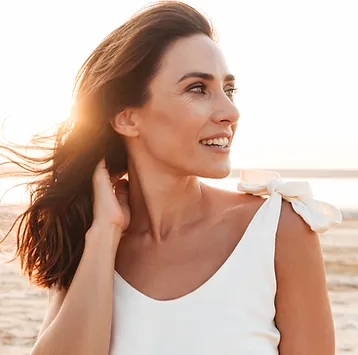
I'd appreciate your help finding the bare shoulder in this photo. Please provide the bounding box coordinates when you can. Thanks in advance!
[275,199,323,292]
[275,199,319,268]
[274,200,335,354]
[201,182,267,224]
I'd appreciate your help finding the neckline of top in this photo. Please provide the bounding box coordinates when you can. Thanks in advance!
[113,195,272,304]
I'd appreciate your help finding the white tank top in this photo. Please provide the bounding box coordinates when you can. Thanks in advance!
[109,170,342,355]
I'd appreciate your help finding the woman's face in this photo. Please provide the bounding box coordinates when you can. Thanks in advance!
[131,34,239,179]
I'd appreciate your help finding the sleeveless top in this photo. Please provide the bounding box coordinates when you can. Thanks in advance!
[109,170,342,355]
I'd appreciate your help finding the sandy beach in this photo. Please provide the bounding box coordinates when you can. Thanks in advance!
[0,205,357,355]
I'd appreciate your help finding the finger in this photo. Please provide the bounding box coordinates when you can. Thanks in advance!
[93,159,107,182]
[95,159,106,171]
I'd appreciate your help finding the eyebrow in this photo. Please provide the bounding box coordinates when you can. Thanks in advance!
[176,72,235,84]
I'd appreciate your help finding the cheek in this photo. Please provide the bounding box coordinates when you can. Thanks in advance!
[143,99,209,153]
[179,95,212,122]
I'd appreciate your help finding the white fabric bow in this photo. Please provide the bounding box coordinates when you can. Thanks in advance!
[237,169,342,233]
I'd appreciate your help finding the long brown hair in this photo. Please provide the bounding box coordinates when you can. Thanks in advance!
[0,1,214,290]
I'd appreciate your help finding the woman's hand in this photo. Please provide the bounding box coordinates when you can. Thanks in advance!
[89,159,130,242]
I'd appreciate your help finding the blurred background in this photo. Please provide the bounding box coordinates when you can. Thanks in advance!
[0,1,357,354]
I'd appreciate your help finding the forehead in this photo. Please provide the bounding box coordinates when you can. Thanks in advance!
[157,34,231,82]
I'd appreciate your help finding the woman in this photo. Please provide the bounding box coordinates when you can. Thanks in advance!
[0,1,342,354]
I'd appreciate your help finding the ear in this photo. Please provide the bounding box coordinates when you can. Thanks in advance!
[110,108,140,137]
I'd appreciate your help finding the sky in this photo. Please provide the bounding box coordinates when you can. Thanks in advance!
[0,0,357,170]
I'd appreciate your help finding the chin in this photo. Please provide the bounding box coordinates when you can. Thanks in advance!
[197,166,231,179]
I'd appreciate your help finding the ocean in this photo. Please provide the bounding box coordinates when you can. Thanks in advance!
[202,177,358,212]
[1,176,358,218]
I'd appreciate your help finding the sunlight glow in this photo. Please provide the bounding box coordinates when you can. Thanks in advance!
[1,0,357,169]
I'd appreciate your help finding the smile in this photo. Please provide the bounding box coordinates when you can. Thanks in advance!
[199,137,229,148]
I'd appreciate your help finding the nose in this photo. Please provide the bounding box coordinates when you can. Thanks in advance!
[211,94,240,125]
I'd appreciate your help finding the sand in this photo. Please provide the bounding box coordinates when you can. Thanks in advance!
[0,205,357,355]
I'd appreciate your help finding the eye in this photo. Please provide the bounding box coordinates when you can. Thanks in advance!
[225,87,238,99]
[188,83,207,95]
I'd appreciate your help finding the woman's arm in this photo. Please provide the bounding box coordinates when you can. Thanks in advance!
[36,286,66,340]
[31,228,120,355]
[32,160,129,355]
[275,200,335,355]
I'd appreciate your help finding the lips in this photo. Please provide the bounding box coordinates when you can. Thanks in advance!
[200,131,232,141]
[199,130,232,149]
[199,137,229,147]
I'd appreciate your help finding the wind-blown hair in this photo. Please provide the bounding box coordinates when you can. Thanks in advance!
[0,1,214,290]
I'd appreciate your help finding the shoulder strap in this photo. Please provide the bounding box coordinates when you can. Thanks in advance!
[237,169,342,233]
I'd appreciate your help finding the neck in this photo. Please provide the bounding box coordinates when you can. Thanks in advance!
[125,159,206,243]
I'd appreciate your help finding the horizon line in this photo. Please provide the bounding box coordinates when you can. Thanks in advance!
[229,168,358,178]
[1,166,358,179]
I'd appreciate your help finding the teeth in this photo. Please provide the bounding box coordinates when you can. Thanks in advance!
[200,137,229,147]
